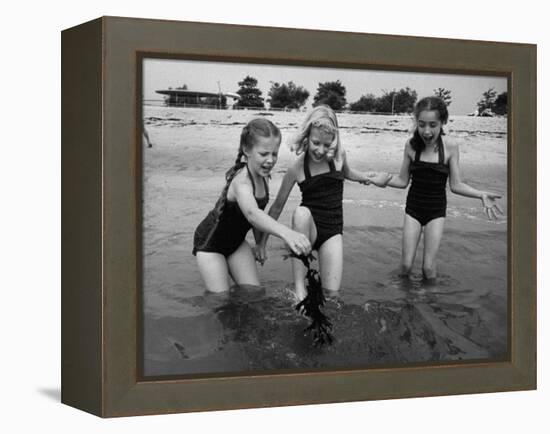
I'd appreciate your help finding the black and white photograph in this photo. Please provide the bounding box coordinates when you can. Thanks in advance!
[4,0,545,430]
[141,57,508,378]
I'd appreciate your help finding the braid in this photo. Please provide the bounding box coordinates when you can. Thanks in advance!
[224,124,250,181]
[225,146,246,181]
[215,144,246,218]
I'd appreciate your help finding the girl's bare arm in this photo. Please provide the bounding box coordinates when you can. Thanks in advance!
[258,164,299,248]
[447,141,503,219]
[448,142,484,198]
[387,141,412,189]
[232,173,310,255]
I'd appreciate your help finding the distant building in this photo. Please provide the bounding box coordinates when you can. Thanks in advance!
[155,89,240,109]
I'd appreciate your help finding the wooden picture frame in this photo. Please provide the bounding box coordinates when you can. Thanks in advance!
[61,16,536,417]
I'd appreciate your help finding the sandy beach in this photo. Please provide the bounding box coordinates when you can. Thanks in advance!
[142,106,507,377]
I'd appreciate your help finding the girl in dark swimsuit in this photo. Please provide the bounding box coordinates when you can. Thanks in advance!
[258,106,390,300]
[387,96,503,281]
[193,118,311,292]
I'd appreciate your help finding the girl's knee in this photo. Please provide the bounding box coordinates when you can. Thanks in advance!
[293,206,311,221]
[292,206,312,228]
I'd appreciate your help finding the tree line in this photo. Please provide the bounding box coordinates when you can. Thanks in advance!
[233,76,507,115]
[167,77,507,115]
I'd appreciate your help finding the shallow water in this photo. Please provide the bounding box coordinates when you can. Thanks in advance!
[142,106,507,378]
[144,264,507,377]
[143,226,507,377]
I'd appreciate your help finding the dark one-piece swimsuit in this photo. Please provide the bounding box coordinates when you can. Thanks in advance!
[192,166,269,257]
[405,137,450,226]
[298,152,345,251]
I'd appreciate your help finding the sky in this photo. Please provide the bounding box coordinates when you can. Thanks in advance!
[143,58,507,115]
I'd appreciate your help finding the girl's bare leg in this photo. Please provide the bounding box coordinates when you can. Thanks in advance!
[196,251,231,292]
[318,234,343,291]
[291,206,317,300]
[401,213,423,276]
[422,217,445,281]
[227,241,261,286]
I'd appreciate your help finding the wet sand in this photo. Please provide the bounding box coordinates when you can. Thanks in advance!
[142,106,507,377]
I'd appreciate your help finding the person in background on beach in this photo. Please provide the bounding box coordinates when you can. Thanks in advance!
[143,126,153,148]
[258,105,390,300]
[386,96,503,281]
[192,118,311,293]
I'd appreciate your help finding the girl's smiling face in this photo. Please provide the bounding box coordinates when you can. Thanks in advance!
[417,110,444,147]
[307,126,335,162]
[244,135,281,178]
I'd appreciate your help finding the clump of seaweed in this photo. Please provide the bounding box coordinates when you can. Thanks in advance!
[283,252,334,346]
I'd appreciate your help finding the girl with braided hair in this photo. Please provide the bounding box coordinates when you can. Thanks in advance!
[192,118,311,292]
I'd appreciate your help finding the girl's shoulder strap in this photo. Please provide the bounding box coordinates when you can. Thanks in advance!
[242,164,269,198]
[303,150,312,179]
[244,164,257,196]
[414,147,421,162]
[409,133,422,162]
[263,176,269,197]
[438,136,445,164]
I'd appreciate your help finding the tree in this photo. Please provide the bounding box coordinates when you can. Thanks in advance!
[376,88,417,114]
[313,80,347,111]
[477,87,498,114]
[374,90,394,113]
[267,81,310,109]
[349,94,377,112]
[234,76,265,109]
[493,92,507,115]
[434,87,452,106]
[395,87,418,113]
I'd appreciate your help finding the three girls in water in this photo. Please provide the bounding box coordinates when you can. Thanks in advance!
[194,98,502,294]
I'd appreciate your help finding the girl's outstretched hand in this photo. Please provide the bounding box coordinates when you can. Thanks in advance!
[481,192,504,220]
[253,244,267,266]
[283,230,311,256]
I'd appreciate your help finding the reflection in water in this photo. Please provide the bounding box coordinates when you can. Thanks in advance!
[144,273,507,377]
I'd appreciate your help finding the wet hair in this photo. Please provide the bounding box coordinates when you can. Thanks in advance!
[410,96,449,152]
[207,118,281,220]
[289,105,343,161]
[225,118,281,181]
